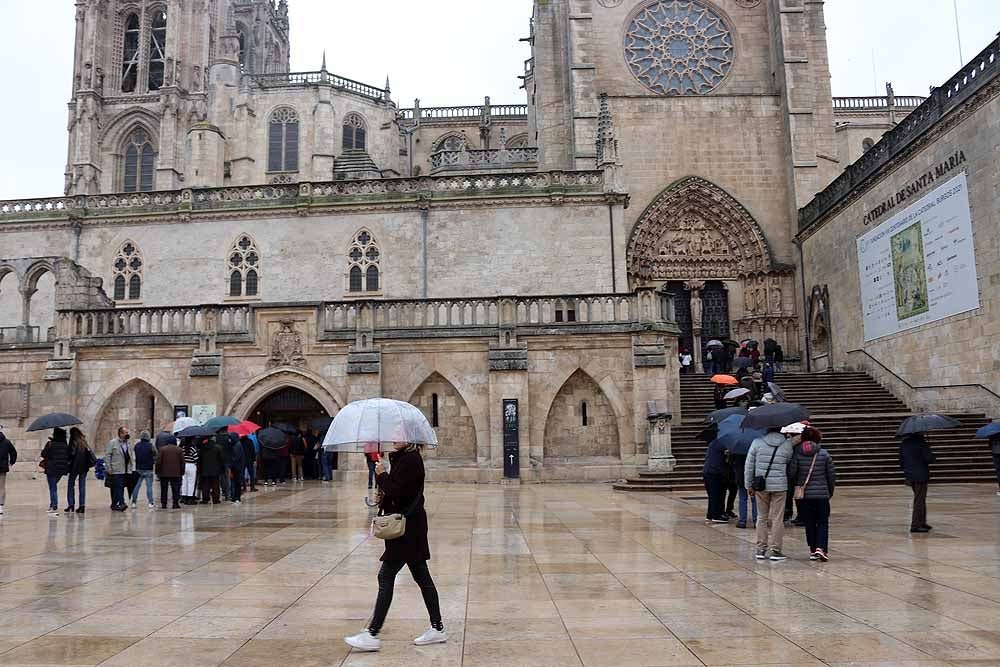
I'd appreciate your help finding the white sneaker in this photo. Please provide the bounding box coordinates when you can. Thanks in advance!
[996,491,1000,497]
[148,503,155,509]
[345,630,381,652]
[0,505,4,514]
[233,500,241,504]
[130,502,136,509]
[413,627,448,646]
[47,509,59,516]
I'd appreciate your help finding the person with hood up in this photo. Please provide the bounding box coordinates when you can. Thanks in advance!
[227,433,244,504]
[66,427,95,514]
[0,428,16,515]
[154,433,184,509]
[788,426,836,561]
[900,433,936,533]
[745,427,794,561]
[41,428,72,516]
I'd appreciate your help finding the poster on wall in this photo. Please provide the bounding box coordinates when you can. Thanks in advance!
[857,173,979,342]
[191,404,217,425]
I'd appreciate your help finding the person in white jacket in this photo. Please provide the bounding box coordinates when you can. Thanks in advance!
[745,429,795,561]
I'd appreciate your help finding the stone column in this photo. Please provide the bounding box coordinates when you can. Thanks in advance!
[687,281,705,373]
[647,412,675,472]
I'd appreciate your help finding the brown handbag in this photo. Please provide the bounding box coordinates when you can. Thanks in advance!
[794,453,818,500]
[371,491,423,541]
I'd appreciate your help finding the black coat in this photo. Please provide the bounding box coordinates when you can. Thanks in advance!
[376,448,429,563]
[41,436,72,476]
[68,443,95,475]
[0,434,17,473]
[900,434,936,483]
[198,441,224,477]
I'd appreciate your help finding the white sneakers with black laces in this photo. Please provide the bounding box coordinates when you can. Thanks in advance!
[344,630,381,652]
[414,627,448,646]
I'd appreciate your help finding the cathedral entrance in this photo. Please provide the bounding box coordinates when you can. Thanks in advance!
[663,280,730,365]
[249,387,333,479]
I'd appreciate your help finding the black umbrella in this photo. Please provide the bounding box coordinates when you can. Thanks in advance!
[176,425,218,438]
[706,406,748,424]
[897,413,962,437]
[734,357,753,369]
[742,403,810,430]
[767,382,786,402]
[272,422,300,435]
[26,413,83,432]
[309,416,333,432]
[696,423,719,443]
[257,427,288,450]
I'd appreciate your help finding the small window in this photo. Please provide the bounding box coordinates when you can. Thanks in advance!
[581,401,589,427]
[431,393,440,427]
[347,229,381,293]
[343,114,367,152]
[349,266,363,292]
[229,270,242,297]
[365,265,379,292]
[245,269,258,296]
[114,275,126,301]
[147,9,168,91]
[121,13,140,93]
[228,235,261,298]
[128,274,141,300]
[555,310,564,323]
[567,309,577,322]
[112,240,143,301]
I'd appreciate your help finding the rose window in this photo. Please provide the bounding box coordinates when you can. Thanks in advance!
[624,0,734,96]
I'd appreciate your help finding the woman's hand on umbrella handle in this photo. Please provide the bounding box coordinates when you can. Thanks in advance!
[375,460,386,475]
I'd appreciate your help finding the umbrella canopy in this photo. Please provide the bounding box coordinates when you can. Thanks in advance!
[272,422,300,435]
[26,413,83,432]
[710,374,738,386]
[322,398,438,453]
[309,416,334,432]
[155,432,177,448]
[734,357,753,369]
[257,427,288,450]
[228,420,261,437]
[767,382,786,402]
[203,415,241,430]
[724,388,750,401]
[172,417,199,434]
[975,422,1000,439]
[706,406,748,424]
[742,403,810,431]
[176,425,218,438]
[706,339,724,348]
[716,414,765,456]
[897,413,962,437]
[696,423,719,443]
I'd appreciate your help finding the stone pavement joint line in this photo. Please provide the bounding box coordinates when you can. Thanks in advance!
[1,479,1000,666]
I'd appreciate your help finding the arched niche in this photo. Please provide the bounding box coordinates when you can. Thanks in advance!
[94,379,174,447]
[543,369,620,460]
[408,372,477,460]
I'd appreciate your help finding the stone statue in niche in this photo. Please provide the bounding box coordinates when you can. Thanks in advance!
[770,278,783,314]
[267,319,306,368]
[690,292,703,328]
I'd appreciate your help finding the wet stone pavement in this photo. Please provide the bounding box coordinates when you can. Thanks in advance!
[1,478,1000,666]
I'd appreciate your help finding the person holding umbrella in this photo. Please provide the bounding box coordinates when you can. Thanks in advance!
[227,433,244,504]
[702,431,730,523]
[41,428,72,516]
[716,414,762,529]
[975,422,1000,495]
[0,426,16,515]
[898,414,957,533]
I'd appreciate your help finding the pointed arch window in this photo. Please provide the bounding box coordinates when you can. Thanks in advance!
[121,13,141,93]
[112,241,143,302]
[433,134,466,153]
[348,229,381,293]
[343,114,367,152]
[267,107,299,173]
[123,128,155,193]
[147,9,168,91]
[228,235,261,298]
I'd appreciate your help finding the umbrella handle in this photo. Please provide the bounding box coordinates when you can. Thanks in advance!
[364,495,378,508]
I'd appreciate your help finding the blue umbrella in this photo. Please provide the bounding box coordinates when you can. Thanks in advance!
[715,414,764,456]
[975,422,1000,439]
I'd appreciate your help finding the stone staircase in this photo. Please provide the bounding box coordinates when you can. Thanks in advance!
[614,371,995,491]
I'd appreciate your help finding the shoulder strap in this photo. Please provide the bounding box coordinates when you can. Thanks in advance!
[762,443,780,478]
[802,452,819,487]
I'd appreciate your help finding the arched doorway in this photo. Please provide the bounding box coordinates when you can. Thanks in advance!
[249,386,333,480]
[95,379,173,447]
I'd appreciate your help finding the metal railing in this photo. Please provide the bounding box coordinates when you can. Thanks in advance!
[832,95,925,110]
[245,71,388,100]
[800,35,998,233]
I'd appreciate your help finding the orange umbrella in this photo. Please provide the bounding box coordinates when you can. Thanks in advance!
[710,374,739,386]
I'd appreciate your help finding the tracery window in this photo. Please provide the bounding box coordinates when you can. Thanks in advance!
[123,128,155,193]
[112,241,143,301]
[343,113,367,152]
[228,235,260,298]
[433,134,465,153]
[147,9,168,91]
[267,107,299,172]
[348,229,380,293]
[121,13,141,93]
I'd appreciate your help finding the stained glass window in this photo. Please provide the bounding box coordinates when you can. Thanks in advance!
[348,229,381,293]
[267,107,299,172]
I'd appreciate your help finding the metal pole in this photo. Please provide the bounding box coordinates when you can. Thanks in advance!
[953,0,964,65]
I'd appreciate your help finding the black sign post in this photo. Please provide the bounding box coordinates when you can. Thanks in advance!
[502,399,519,479]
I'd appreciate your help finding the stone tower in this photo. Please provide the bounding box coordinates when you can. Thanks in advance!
[64,0,290,195]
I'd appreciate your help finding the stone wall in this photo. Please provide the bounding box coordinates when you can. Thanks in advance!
[409,372,478,460]
[543,369,619,459]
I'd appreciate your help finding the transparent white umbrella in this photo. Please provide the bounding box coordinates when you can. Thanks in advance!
[322,398,438,453]
[171,416,200,434]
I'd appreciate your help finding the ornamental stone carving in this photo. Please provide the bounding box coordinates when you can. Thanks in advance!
[266,319,306,368]
[734,0,760,7]
[628,177,772,282]
[597,0,625,6]
[624,0,735,96]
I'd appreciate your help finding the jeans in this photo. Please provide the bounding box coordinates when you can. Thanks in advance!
[910,481,928,529]
[220,470,230,499]
[131,470,154,505]
[738,486,757,524]
[367,458,377,488]
[67,472,87,508]
[703,473,727,520]
[46,473,63,510]
[321,452,335,481]
[368,559,442,636]
[181,463,198,497]
[245,460,257,488]
[160,477,182,507]
[109,474,126,508]
[229,467,242,502]
[754,490,787,552]
[798,498,830,552]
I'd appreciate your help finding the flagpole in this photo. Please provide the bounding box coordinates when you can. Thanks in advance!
[952,0,964,65]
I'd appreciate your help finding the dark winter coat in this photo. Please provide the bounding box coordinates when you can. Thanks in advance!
[155,434,185,478]
[241,437,256,467]
[703,438,728,477]
[198,441,224,477]
[900,434,936,483]
[376,447,430,563]
[133,438,157,471]
[228,434,244,469]
[0,433,17,473]
[788,441,836,499]
[41,434,72,476]
[990,435,1000,456]
[68,442,95,475]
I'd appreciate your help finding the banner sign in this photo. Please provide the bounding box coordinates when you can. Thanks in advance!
[857,173,979,342]
[502,399,519,478]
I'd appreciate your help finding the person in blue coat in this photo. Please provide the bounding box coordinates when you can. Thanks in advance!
[900,433,936,533]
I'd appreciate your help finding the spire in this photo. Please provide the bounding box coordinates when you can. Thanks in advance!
[321,51,327,72]
[597,92,625,194]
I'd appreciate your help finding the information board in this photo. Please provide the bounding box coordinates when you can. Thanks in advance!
[857,173,979,342]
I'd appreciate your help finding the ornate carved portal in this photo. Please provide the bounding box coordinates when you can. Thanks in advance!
[629,177,799,360]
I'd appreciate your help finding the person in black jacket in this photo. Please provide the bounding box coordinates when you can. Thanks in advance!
[41,428,72,516]
[198,437,224,504]
[345,444,445,653]
[900,433,936,533]
[0,429,17,515]
[227,433,244,504]
[703,436,730,523]
[66,427,94,514]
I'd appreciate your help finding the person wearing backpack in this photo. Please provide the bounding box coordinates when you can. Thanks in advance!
[0,428,17,515]
[788,426,836,561]
[744,428,794,561]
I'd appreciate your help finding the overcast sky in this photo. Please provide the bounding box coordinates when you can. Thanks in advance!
[0,0,996,199]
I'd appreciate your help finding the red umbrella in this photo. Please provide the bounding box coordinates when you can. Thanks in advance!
[228,420,261,437]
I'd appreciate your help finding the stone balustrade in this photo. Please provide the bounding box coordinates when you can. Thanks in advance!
[60,304,253,342]
[832,95,926,110]
[244,70,389,101]
[430,147,539,173]
[397,104,528,122]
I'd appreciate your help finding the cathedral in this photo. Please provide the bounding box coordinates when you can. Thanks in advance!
[4,0,994,482]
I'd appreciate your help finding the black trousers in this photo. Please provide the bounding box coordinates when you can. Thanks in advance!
[910,481,928,529]
[724,478,738,514]
[159,477,181,507]
[703,473,727,520]
[229,467,242,502]
[797,498,830,552]
[200,476,220,503]
[368,559,442,636]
